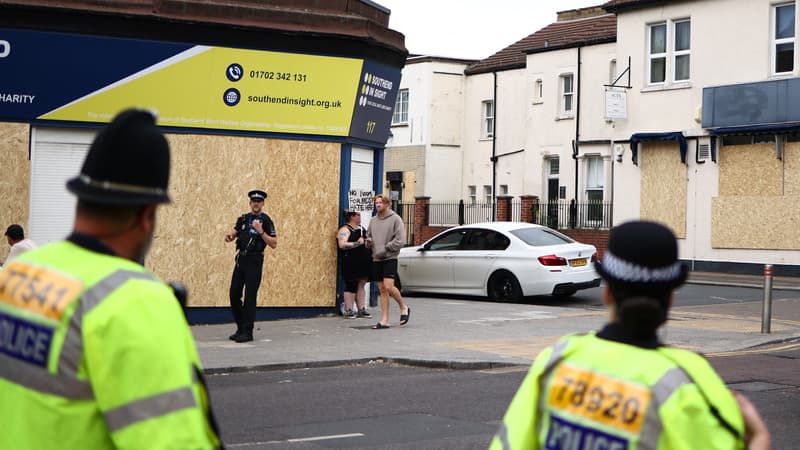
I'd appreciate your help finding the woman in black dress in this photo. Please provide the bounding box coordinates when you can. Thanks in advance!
[337,211,373,318]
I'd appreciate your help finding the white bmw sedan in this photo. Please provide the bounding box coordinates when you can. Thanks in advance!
[397,222,600,300]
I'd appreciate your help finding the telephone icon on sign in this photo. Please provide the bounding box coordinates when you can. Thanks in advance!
[226,63,243,82]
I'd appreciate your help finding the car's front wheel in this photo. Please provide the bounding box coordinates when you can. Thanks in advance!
[487,271,523,300]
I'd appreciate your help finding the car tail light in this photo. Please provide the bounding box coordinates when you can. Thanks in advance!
[591,252,598,262]
[538,254,567,266]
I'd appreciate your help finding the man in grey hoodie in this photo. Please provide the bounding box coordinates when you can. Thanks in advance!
[366,194,410,329]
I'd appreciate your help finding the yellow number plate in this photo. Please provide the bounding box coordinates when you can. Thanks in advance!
[0,261,84,321]
[547,363,652,434]
[569,258,588,267]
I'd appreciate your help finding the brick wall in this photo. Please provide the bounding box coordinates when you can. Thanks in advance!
[560,229,609,258]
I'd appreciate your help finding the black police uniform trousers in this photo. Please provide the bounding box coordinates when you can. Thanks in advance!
[229,252,264,336]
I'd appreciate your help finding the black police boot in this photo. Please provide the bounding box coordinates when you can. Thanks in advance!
[233,332,253,343]
[229,323,242,340]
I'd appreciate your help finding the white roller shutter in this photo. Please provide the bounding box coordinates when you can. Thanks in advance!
[29,128,96,245]
[350,146,373,191]
[350,146,374,229]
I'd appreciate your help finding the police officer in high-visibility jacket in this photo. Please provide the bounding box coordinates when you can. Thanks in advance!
[490,221,770,450]
[0,109,222,449]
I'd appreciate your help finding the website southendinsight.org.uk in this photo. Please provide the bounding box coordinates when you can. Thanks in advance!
[247,94,343,109]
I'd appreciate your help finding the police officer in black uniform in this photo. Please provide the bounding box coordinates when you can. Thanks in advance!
[224,189,277,343]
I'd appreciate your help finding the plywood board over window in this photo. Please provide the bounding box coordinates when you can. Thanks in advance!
[712,196,800,250]
[712,142,800,250]
[784,142,800,195]
[718,144,782,196]
[0,123,31,232]
[149,135,340,308]
[640,142,687,238]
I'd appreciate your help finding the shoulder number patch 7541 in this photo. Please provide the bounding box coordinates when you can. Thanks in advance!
[0,261,84,322]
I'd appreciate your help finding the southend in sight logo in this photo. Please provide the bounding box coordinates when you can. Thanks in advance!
[223,63,243,106]
[358,72,371,107]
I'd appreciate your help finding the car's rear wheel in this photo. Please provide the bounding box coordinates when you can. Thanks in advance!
[487,271,523,300]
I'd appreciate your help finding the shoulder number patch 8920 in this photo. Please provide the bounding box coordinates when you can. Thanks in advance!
[547,363,652,435]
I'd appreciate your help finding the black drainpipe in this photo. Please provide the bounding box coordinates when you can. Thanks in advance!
[572,46,582,201]
[492,71,498,219]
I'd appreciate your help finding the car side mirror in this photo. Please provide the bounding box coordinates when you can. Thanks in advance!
[418,244,429,252]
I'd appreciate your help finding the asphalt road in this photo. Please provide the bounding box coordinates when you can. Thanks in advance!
[207,285,800,449]
[207,344,799,449]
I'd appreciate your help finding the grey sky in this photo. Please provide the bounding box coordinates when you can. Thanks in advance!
[376,0,606,60]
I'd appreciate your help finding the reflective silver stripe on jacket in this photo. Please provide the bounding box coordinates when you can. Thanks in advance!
[104,386,198,432]
[494,422,511,450]
[58,270,157,377]
[0,352,93,399]
[636,367,693,450]
[535,339,570,433]
[493,340,571,450]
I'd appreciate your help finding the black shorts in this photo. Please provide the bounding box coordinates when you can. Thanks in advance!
[372,259,398,281]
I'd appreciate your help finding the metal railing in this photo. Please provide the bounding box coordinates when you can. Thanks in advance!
[414,200,612,229]
[530,200,613,230]
[393,200,415,245]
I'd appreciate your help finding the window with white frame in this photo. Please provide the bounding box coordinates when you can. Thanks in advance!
[483,185,492,204]
[585,156,604,222]
[392,89,408,124]
[648,22,667,83]
[560,74,574,115]
[499,184,508,196]
[586,156,604,199]
[774,3,796,74]
[673,19,691,81]
[533,79,543,103]
[648,19,692,84]
[482,100,494,138]
[549,157,560,176]
[468,185,476,204]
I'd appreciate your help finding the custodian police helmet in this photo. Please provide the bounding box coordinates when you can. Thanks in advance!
[66,109,171,205]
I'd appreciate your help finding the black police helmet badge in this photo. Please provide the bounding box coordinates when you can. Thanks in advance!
[248,190,267,201]
[66,109,171,205]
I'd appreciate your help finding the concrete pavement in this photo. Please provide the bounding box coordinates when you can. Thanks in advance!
[193,272,800,374]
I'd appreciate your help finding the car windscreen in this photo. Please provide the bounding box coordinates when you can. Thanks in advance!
[510,227,575,246]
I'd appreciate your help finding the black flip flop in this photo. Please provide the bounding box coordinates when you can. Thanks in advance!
[372,322,390,329]
[400,307,410,326]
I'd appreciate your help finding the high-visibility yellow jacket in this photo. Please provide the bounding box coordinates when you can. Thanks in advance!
[0,240,221,449]
[490,332,745,450]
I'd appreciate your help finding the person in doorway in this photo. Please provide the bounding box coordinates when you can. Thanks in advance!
[0,109,222,449]
[366,193,409,329]
[3,223,37,265]
[337,210,372,319]
[224,189,277,343]
[490,220,770,450]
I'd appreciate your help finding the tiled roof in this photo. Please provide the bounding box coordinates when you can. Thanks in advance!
[0,0,407,54]
[465,13,616,75]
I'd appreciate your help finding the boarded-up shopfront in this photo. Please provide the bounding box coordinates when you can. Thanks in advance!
[0,0,406,322]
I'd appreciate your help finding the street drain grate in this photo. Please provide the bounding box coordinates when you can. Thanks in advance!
[727,381,792,392]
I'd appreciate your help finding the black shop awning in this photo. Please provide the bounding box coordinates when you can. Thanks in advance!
[629,132,687,165]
